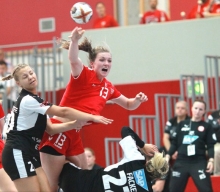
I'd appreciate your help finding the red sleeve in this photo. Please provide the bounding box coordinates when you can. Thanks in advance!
[109,85,121,100]
[140,13,146,24]
[164,12,170,21]
[111,17,119,27]
[0,105,4,119]
[188,6,198,19]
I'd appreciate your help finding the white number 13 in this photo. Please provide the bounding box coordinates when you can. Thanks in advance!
[100,87,109,99]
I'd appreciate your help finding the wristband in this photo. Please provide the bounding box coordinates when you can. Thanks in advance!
[208,161,214,163]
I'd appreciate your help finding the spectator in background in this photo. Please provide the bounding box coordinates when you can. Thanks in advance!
[207,110,220,175]
[152,101,190,192]
[188,0,211,19]
[204,0,220,16]
[0,49,13,73]
[93,2,119,29]
[211,0,220,13]
[84,147,102,170]
[140,0,169,24]
[166,100,215,192]
[0,60,17,111]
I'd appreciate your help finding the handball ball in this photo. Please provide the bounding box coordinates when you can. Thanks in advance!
[70,2,93,24]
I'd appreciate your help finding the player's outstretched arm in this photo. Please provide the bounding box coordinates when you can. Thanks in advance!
[113,92,148,110]
[121,126,158,156]
[46,119,82,135]
[68,27,84,77]
[46,105,113,125]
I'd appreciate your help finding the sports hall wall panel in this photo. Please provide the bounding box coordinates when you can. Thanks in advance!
[0,0,113,45]
[62,17,220,85]
[1,0,205,45]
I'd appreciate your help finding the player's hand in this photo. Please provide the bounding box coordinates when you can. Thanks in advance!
[92,115,113,125]
[68,27,85,41]
[206,161,214,173]
[172,151,178,160]
[142,144,158,156]
[135,92,148,103]
[165,154,170,163]
[71,120,88,130]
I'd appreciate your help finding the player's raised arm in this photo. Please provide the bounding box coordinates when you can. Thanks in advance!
[68,27,84,77]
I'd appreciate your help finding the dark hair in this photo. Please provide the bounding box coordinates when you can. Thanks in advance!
[193,99,206,110]
[0,60,7,66]
[96,2,105,7]
[57,37,110,63]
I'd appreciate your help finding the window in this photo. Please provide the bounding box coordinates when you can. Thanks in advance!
[39,17,55,33]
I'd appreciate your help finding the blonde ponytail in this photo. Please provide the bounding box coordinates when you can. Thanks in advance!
[57,36,110,63]
[1,74,14,81]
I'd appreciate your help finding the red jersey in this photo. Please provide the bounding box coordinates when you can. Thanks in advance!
[0,105,5,169]
[211,3,220,13]
[188,1,210,19]
[93,15,119,29]
[59,66,121,115]
[140,10,169,24]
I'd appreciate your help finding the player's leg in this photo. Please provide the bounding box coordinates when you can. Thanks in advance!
[190,160,213,192]
[67,152,87,169]
[0,168,17,192]
[2,147,46,192]
[13,176,41,192]
[39,119,72,192]
[35,167,52,192]
[169,161,189,192]
[66,131,88,169]
[40,150,66,192]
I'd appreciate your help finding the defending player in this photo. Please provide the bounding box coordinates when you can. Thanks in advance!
[1,64,112,192]
[59,126,169,192]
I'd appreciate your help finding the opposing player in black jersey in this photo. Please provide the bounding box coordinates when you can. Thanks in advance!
[207,110,220,175]
[1,64,113,192]
[59,126,169,192]
[166,100,216,192]
[153,100,190,192]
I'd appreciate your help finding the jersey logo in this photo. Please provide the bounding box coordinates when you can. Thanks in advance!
[133,169,148,191]
[182,135,199,144]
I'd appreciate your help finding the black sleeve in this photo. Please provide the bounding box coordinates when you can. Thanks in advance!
[167,122,181,156]
[121,126,145,148]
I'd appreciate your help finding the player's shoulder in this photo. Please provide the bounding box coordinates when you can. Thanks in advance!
[210,110,220,119]
[167,116,177,125]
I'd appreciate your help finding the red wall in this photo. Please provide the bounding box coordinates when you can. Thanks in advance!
[0,0,114,45]
[56,80,180,167]
[1,0,200,45]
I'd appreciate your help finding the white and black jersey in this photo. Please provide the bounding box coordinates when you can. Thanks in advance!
[3,89,52,155]
[59,127,153,192]
[2,89,52,180]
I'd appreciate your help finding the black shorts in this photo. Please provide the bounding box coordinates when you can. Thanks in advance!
[2,145,41,181]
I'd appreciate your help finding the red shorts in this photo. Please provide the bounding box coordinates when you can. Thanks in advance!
[39,118,84,156]
[0,139,4,168]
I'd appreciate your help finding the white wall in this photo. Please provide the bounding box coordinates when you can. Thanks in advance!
[62,17,220,85]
